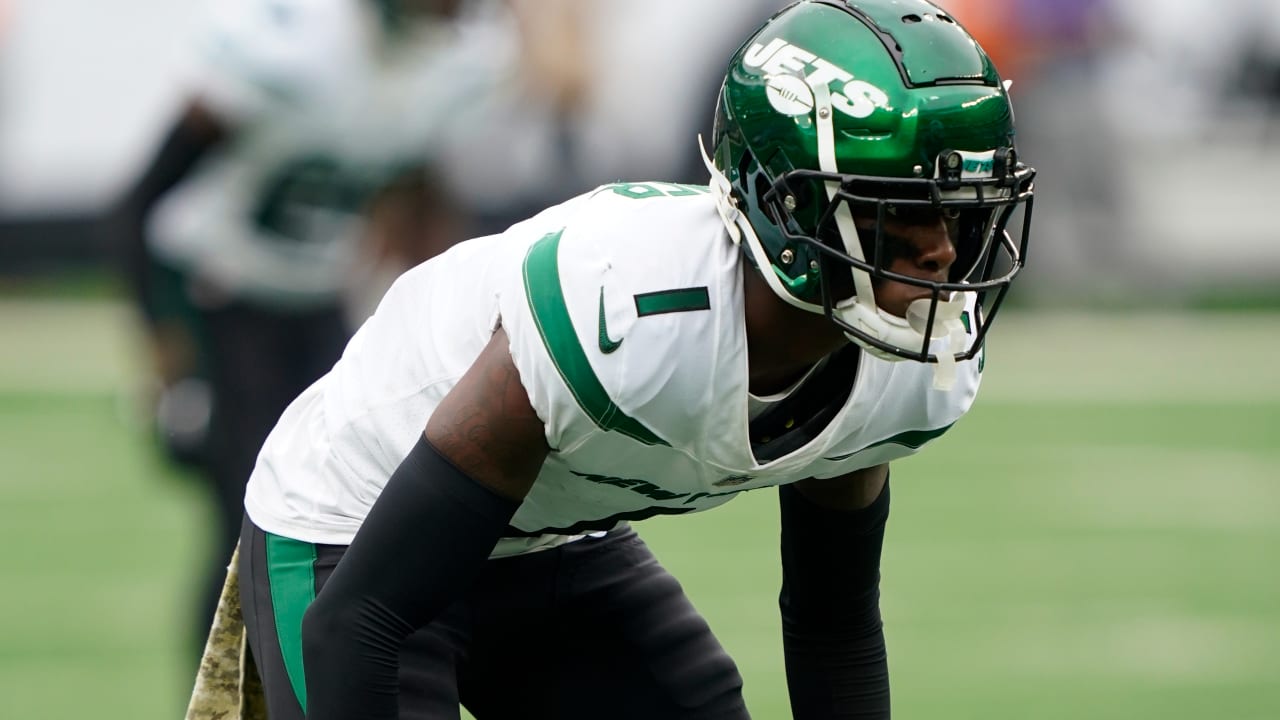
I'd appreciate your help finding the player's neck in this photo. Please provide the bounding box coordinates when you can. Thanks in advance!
[742,264,850,396]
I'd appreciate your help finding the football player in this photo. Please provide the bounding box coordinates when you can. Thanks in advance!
[230,1,1035,717]
[111,0,510,655]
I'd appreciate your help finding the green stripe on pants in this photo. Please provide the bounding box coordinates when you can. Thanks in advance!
[265,533,317,713]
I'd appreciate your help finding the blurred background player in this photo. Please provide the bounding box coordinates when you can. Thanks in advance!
[106,0,508,656]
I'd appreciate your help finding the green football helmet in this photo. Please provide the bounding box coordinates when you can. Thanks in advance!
[704,0,1035,381]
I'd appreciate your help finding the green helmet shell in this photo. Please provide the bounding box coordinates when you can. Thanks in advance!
[713,0,1020,303]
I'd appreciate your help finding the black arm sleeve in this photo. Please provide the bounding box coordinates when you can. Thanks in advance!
[301,435,520,720]
[113,105,226,324]
[779,479,891,720]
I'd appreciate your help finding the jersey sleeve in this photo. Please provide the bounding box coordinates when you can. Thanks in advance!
[188,0,374,122]
[495,196,617,455]
[497,188,730,456]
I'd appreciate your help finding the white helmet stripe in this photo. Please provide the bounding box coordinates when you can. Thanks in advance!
[810,82,877,310]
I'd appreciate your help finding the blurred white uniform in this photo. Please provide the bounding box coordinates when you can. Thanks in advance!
[245,185,983,556]
[148,0,513,309]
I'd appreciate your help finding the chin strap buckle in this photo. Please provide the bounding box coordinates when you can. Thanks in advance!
[905,294,970,391]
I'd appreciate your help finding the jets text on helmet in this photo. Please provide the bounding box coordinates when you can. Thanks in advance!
[743,38,888,119]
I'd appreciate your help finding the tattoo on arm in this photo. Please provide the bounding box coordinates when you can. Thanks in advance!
[426,328,549,500]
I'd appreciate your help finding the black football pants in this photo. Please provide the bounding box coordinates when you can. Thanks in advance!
[239,516,750,719]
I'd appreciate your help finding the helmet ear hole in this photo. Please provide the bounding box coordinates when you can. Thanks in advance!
[737,151,753,186]
[752,172,775,221]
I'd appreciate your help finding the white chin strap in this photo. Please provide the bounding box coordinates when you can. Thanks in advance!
[838,294,970,390]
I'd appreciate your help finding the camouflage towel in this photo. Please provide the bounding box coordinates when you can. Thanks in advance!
[184,543,268,720]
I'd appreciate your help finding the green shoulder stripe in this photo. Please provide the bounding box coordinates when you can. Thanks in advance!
[522,230,668,446]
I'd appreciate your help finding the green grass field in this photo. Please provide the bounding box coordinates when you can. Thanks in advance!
[2,300,1277,719]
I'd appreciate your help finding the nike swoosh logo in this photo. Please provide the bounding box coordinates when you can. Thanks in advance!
[598,287,623,354]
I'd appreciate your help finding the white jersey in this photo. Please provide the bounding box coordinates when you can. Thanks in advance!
[147,0,513,308]
[244,185,983,555]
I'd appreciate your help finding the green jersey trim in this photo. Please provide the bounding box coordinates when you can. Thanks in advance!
[264,532,317,712]
[865,423,953,451]
[824,423,955,461]
[522,230,668,447]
